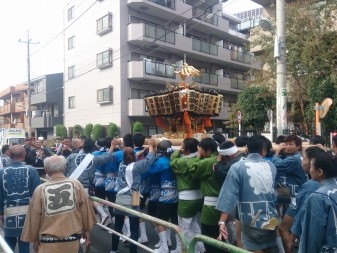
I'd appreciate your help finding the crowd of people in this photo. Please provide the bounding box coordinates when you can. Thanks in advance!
[0,132,336,253]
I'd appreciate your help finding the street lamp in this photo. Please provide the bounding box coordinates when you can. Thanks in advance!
[259,0,287,136]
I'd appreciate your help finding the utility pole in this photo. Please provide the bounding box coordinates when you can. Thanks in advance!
[276,0,287,135]
[19,30,39,138]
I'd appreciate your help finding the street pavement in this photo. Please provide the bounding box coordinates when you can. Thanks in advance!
[89,221,165,253]
[2,221,296,253]
[88,221,290,253]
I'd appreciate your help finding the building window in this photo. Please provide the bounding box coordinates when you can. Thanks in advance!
[97,87,112,103]
[68,96,75,109]
[131,89,148,99]
[68,6,74,21]
[33,80,44,94]
[68,65,75,79]
[96,49,112,69]
[53,105,59,117]
[68,36,75,50]
[96,13,112,35]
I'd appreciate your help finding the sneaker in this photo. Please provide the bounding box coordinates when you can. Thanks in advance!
[155,240,171,248]
[154,245,169,253]
[170,248,182,253]
[138,236,149,244]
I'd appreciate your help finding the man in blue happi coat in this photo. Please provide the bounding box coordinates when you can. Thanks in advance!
[298,152,337,253]
[216,135,278,253]
[0,145,40,253]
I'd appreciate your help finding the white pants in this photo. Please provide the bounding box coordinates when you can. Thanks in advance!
[178,214,205,253]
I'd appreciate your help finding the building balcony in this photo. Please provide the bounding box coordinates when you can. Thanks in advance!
[229,27,248,40]
[0,87,16,99]
[230,78,246,90]
[31,92,47,105]
[0,102,26,115]
[191,10,230,38]
[230,50,253,64]
[128,22,253,69]
[127,0,192,21]
[31,116,63,129]
[148,0,175,10]
[129,59,244,94]
[128,60,176,84]
[0,123,24,129]
[0,103,15,115]
[128,99,149,117]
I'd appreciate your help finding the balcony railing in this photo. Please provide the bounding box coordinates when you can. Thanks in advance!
[228,27,248,39]
[193,9,218,26]
[230,78,245,89]
[230,50,253,64]
[194,73,218,86]
[144,60,176,79]
[1,123,24,129]
[145,23,175,44]
[0,103,15,115]
[148,0,175,10]
[192,38,218,56]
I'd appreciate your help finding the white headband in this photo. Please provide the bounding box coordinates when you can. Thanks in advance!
[217,146,238,156]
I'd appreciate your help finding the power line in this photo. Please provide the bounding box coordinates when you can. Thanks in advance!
[23,1,230,100]
[107,0,221,66]
[31,0,98,56]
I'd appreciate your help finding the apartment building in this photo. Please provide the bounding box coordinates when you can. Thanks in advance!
[30,73,64,139]
[63,0,256,136]
[0,84,28,131]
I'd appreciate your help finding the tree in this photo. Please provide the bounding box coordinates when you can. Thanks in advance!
[107,123,119,138]
[93,124,104,141]
[250,0,337,134]
[84,124,93,138]
[308,77,337,134]
[55,124,67,139]
[227,103,241,129]
[132,121,144,134]
[73,124,83,138]
[237,86,275,131]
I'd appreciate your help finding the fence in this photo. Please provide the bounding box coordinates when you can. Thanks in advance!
[189,235,250,253]
[0,235,14,253]
[37,179,253,253]
[90,196,188,253]
[90,196,250,253]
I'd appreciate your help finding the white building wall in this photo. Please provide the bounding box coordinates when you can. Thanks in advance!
[64,0,129,133]
[63,0,254,136]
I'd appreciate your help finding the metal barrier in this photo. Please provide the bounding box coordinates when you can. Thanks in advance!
[89,196,188,253]
[39,178,249,253]
[0,234,14,253]
[188,235,250,253]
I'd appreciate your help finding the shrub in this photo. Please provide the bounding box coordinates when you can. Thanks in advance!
[107,123,119,138]
[55,124,67,139]
[84,124,93,138]
[73,124,83,138]
[132,121,144,134]
[93,124,104,141]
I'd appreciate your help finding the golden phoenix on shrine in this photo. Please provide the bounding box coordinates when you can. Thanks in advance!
[144,63,223,139]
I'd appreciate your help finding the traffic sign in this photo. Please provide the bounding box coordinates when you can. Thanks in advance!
[238,111,241,124]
